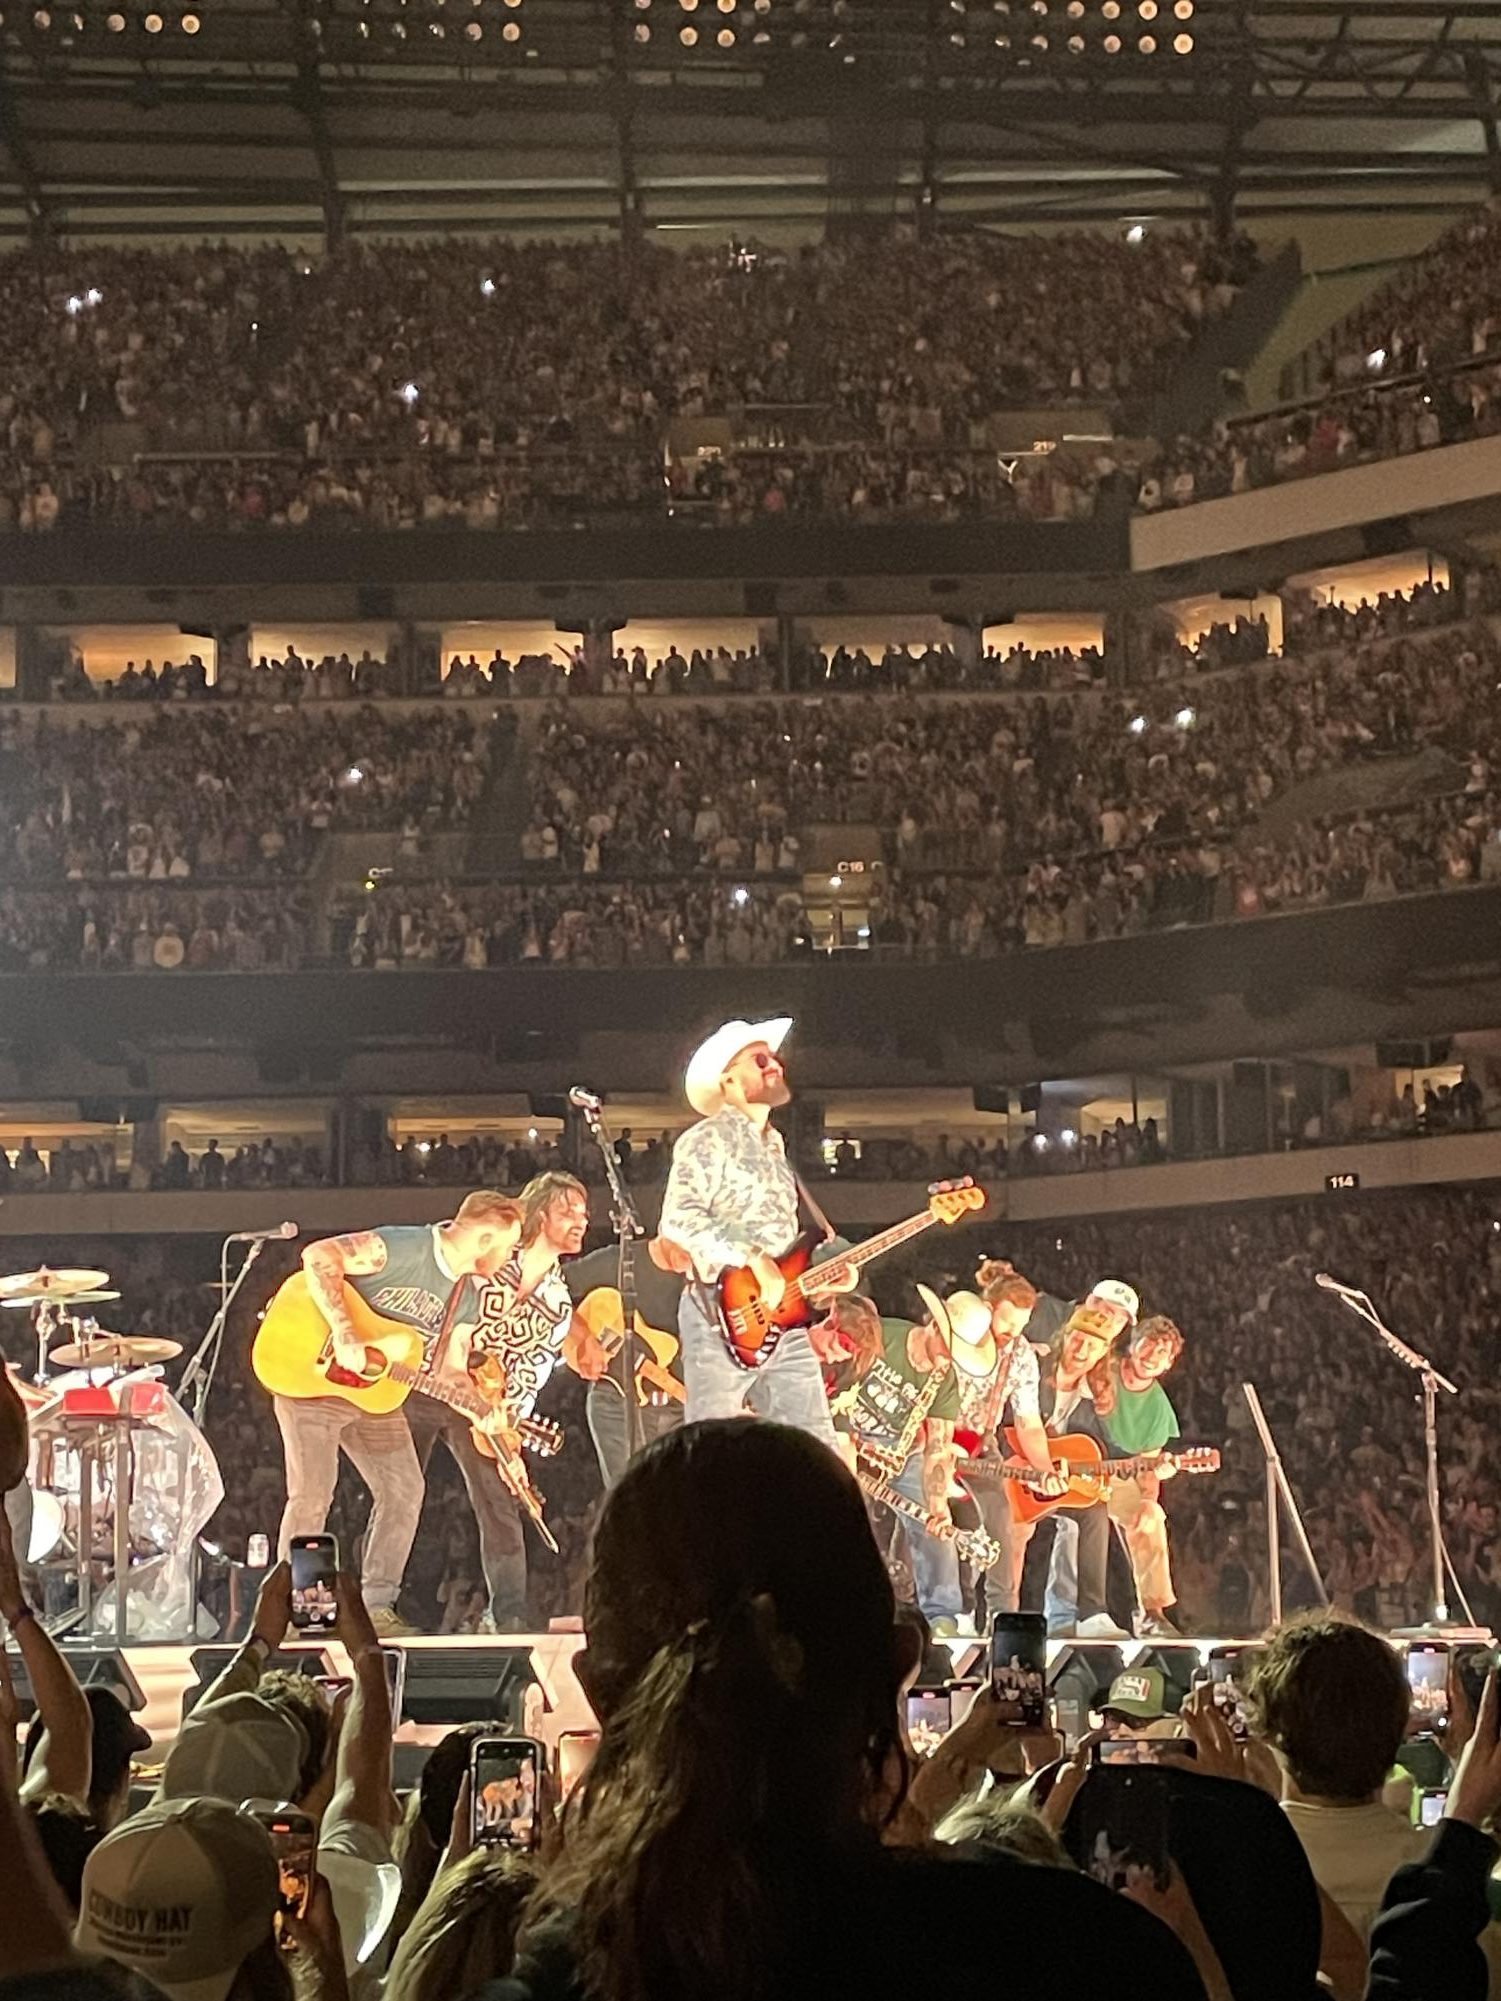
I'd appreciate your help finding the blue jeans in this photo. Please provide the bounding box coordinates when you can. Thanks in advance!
[890,1455,963,1622]
[679,1283,839,1450]
[586,1381,683,1489]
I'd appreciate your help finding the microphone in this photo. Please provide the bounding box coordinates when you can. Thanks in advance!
[567,1086,602,1112]
[226,1222,299,1244]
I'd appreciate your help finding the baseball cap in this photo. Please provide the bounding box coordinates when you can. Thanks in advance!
[1101,1666,1173,1722]
[75,1796,278,2001]
[160,1691,307,1806]
[1089,1278,1140,1323]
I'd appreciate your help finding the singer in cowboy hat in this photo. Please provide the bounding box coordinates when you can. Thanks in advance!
[661,1016,856,1444]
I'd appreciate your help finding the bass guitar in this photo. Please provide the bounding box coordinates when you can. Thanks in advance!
[717,1179,986,1370]
[251,1272,565,1463]
[856,1467,1001,1571]
[573,1277,684,1407]
[958,1427,1221,1526]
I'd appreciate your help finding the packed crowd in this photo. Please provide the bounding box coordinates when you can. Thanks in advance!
[1004,1183,1501,1636]
[2,1390,1501,2001]
[0,704,491,884]
[45,646,412,704]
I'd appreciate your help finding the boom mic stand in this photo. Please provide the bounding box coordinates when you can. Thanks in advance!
[1314,1272,1475,1632]
[570,1087,646,1459]
[178,1235,270,1432]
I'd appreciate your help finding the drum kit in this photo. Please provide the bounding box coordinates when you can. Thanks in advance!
[3,1264,184,1641]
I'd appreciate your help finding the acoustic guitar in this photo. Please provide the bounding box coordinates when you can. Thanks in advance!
[716,1179,986,1370]
[251,1271,564,1464]
[957,1425,1221,1526]
[573,1281,684,1406]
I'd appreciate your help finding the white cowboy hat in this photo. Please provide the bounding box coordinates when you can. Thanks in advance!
[683,1016,793,1117]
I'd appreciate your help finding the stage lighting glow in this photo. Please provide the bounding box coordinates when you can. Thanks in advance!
[399,380,420,404]
[1126,222,1145,242]
[501,17,519,34]
[716,23,733,40]
[1066,1,1083,14]
[679,0,698,9]
[1138,2,1157,19]
[1173,0,1192,14]
[1128,714,1147,735]
[1138,31,1155,48]
[1060,1128,1077,1147]
[1367,346,1387,371]
[1066,31,1082,47]
[1175,705,1196,728]
[105,8,124,24]
[181,10,199,29]
[143,9,162,27]
[732,886,749,906]
[829,875,842,889]
[633,18,649,33]
[680,20,696,38]
[32,7,50,25]
[1172,31,1191,49]
[717,0,734,11]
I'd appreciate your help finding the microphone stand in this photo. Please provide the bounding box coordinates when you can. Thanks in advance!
[1316,1275,1473,1631]
[177,1236,270,1431]
[572,1094,646,1461]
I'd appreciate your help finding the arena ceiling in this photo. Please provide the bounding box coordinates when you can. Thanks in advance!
[2,0,1501,245]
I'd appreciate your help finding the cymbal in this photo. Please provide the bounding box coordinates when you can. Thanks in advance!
[1,1288,122,1312]
[49,1335,182,1369]
[0,1267,110,1304]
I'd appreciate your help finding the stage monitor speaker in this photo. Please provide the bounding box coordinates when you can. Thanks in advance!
[1046,1640,1128,1709]
[400,1646,539,1728]
[11,1648,146,1725]
[181,1645,332,1726]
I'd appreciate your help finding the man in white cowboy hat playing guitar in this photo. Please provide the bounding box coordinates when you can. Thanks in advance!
[661,1015,857,1444]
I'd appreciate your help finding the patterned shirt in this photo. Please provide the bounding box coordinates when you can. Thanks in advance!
[467,1255,574,1418]
[955,1333,1042,1431]
[661,1106,800,1284]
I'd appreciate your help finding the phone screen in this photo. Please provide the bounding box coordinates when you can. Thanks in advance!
[557,1730,599,1803]
[1064,1766,1172,1893]
[289,1536,338,1631]
[1094,1736,1195,1766]
[1405,1643,1450,1735]
[241,1805,315,1930]
[1205,1644,1261,1741]
[906,1690,952,1755]
[247,1533,270,1570]
[1417,1787,1448,1828]
[380,1644,406,1722]
[990,1612,1047,1728]
[471,1737,543,1850]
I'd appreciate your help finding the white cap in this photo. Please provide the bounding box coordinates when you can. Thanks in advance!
[76,1796,279,2001]
[1089,1278,1140,1323]
[683,1016,793,1117]
[160,1690,308,1806]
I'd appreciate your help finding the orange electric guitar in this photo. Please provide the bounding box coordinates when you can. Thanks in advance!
[716,1179,986,1370]
[250,1271,564,1464]
[957,1426,1221,1525]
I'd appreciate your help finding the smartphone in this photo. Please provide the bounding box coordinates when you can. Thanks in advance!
[470,1735,544,1850]
[1093,1736,1196,1766]
[1205,1642,1262,1741]
[556,1729,599,1803]
[247,1533,270,1570]
[1063,1765,1172,1893]
[241,1803,315,1931]
[1415,1786,1448,1828]
[380,1644,406,1723]
[906,1690,953,1755]
[1053,1694,1085,1750]
[990,1611,1047,1728]
[1404,1641,1450,1736]
[946,1677,984,1729]
[314,1675,352,1700]
[289,1535,338,1632]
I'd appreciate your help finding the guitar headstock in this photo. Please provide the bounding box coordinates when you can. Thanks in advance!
[522,1416,564,1458]
[927,1176,986,1226]
[1175,1447,1221,1474]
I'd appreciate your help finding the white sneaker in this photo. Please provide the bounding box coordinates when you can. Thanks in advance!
[1076,1613,1131,1640]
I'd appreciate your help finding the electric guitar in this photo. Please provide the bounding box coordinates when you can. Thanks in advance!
[716,1179,986,1370]
[250,1272,565,1463]
[574,1275,685,1407]
[957,1426,1221,1526]
[856,1467,1001,1570]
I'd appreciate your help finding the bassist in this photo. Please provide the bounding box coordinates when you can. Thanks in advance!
[276,1188,525,1637]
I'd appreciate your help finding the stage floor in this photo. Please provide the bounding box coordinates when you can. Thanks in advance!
[53,1630,1277,1761]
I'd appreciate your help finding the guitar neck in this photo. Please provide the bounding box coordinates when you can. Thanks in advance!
[857,1470,934,1530]
[796,1209,939,1295]
[387,1360,487,1423]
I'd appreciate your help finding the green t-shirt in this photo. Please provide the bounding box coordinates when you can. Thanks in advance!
[1104,1372,1180,1456]
[841,1316,962,1448]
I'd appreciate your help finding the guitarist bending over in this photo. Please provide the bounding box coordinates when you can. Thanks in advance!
[278,1188,526,1637]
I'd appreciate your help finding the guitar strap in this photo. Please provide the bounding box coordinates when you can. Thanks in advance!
[418,1275,477,1382]
[794,1173,838,1245]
